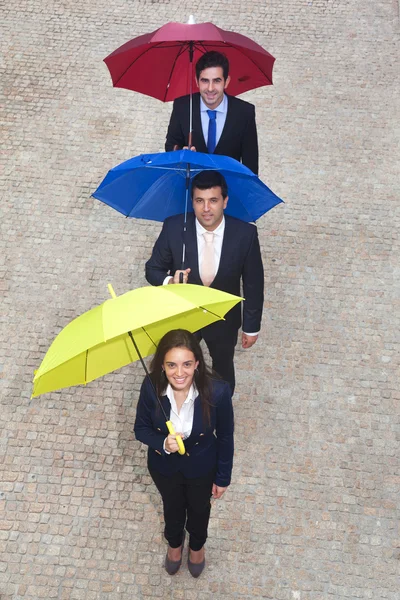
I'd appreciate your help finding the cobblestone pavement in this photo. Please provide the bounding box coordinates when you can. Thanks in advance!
[1,1,399,599]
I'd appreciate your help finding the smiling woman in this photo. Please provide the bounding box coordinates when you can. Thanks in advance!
[164,347,198,396]
[134,329,234,578]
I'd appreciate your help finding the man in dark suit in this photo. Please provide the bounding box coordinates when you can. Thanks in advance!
[165,51,259,175]
[145,170,264,393]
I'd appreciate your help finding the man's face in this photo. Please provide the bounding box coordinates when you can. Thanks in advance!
[192,186,228,231]
[196,66,231,109]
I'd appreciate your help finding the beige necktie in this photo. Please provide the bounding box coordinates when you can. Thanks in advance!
[200,232,215,287]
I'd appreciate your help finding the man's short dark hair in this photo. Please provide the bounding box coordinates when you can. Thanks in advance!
[195,51,230,81]
[191,171,228,199]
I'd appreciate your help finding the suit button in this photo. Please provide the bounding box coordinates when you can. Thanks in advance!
[157,428,161,431]
[199,433,205,436]
[195,442,199,446]
[186,452,190,456]
[155,450,161,455]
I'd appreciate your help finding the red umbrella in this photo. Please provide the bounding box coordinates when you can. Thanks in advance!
[104,20,275,102]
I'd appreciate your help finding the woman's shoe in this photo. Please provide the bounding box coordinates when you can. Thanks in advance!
[188,549,205,578]
[164,533,185,575]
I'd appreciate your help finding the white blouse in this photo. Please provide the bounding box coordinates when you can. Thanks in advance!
[163,383,198,453]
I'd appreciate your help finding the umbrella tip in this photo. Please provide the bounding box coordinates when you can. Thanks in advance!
[187,15,196,24]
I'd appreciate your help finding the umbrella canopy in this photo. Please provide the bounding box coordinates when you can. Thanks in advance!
[93,150,283,223]
[104,21,275,101]
[32,284,242,398]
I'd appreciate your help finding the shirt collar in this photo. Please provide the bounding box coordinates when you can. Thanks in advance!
[200,93,228,115]
[166,383,198,405]
[195,216,225,238]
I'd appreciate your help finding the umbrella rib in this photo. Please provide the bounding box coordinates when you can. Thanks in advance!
[140,326,157,349]
[110,41,178,88]
[235,49,273,85]
[84,349,88,384]
[195,42,209,55]
[162,43,191,102]
[195,41,273,85]
[199,306,226,321]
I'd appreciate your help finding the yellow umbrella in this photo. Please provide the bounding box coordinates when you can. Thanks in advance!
[32,283,243,453]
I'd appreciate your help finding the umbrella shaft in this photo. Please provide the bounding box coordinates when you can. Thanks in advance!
[127,331,169,422]
[189,41,193,145]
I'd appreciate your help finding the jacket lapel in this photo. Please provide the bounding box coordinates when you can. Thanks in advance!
[158,395,171,425]
[192,94,207,153]
[185,214,202,283]
[184,395,204,446]
[211,216,231,287]
[214,94,232,153]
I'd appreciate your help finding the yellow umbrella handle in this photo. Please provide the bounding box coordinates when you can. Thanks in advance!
[166,421,186,455]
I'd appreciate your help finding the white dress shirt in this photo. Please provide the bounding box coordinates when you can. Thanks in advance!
[200,93,228,148]
[163,383,198,453]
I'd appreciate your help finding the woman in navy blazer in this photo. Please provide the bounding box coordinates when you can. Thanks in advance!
[134,329,234,577]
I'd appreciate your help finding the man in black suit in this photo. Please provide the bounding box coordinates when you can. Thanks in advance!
[145,171,264,393]
[165,51,259,175]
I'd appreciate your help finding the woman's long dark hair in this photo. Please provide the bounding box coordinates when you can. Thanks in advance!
[149,329,214,425]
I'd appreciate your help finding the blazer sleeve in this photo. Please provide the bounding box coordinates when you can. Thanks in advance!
[242,226,264,333]
[214,382,234,487]
[165,99,185,151]
[145,220,174,286]
[241,104,259,176]
[134,378,167,453]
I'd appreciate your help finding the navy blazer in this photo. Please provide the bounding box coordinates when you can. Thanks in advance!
[134,376,234,487]
[145,213,264,336]
[165,93,259,175]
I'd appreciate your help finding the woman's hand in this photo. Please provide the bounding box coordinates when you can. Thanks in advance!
[165,433,184,453]
[212,484,227,499]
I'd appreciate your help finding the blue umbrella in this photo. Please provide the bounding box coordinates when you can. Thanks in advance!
[92,150,283,223]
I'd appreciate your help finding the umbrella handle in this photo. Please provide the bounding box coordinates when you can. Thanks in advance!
[166,421,186,455]
[179,272,184,284]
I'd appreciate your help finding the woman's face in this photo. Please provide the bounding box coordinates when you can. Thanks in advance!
[163,346,199,393]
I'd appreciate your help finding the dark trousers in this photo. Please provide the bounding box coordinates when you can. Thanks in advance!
[149,467,215,551]
[197,329,238,394]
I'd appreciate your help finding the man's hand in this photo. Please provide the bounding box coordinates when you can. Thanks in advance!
[173,144,196,151]
[212,484,227,499]
[169,268,191,284]
[241,333,258,349]
[165,433,184,453]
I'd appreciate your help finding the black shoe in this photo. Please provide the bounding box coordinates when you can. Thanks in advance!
[164,533,185,575]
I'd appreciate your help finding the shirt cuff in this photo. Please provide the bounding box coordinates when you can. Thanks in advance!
[242,331,260,337]
[163,438,171,454]
[163,276,173,286]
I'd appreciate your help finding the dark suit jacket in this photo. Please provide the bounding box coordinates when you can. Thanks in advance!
[165,93,259,175]
[134,376,234,487]
[145,213,264,338]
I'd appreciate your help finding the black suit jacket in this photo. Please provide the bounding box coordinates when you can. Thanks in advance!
[145,213,264,338]
[134,377,234,487]
[165,93,259,175]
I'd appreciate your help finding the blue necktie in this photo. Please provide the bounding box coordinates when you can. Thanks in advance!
[207,110,217,153]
